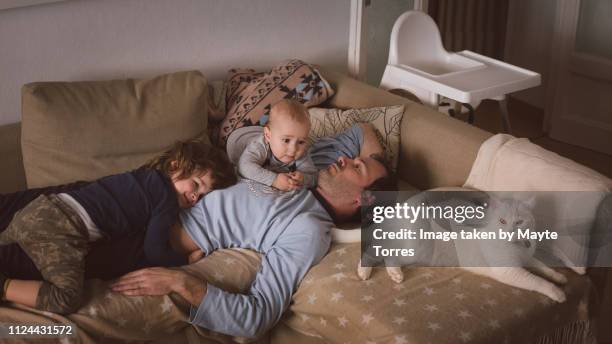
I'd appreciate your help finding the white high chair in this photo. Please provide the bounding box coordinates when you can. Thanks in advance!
[380,11,541,134]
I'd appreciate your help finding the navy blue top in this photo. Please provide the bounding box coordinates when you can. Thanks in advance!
[67,169,186,267]
[2,182,146,280]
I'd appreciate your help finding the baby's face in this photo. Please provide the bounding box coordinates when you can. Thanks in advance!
[264,118,310,164]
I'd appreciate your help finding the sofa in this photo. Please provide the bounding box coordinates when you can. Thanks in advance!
[0,67,610,344]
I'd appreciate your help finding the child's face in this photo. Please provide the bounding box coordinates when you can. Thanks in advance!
[171,169,214,208]
[264,118,310,164]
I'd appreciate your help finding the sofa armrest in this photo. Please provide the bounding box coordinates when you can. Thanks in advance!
[320,68,492,190]
[0,122,27,193]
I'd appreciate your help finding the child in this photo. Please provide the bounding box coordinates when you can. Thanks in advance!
[231,99,317,191]
[0,139,236,314]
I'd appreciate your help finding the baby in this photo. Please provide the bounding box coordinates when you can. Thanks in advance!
[234,99,317,191]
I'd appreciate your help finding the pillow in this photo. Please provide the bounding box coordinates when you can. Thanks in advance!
[214,59,334,146]
[21,70,209,188]
[308,105,404,172]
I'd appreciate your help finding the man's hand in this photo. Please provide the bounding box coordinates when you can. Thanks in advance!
[110,267,207,307]
[111,267,181,296]
[272,173,300,191]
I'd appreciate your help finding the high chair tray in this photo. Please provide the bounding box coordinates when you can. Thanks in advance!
[389,50,541,105]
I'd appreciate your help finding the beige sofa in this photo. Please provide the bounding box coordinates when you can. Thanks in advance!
[0,69,609,343]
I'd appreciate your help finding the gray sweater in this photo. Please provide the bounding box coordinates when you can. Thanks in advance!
[180,181,332,337]
[226,126,317,188]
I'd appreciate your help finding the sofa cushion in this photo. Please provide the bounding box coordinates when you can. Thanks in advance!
[215,59,334,146]
[21,71,209,188]
[308,105,404,172]
[0,123,26,193]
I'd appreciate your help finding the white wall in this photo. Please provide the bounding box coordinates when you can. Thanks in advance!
[0,0,350,126]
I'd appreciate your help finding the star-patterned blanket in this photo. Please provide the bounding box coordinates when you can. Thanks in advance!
[285,243,594,344]
[0,244,594,344]
[0,248,265,344]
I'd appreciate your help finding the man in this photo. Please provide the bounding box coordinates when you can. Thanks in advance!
[111,123,393,337]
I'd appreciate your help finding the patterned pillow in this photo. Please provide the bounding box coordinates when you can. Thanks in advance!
[214,59,334,146]
[308,105,404,172]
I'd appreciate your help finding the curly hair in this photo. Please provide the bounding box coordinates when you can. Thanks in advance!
[142,139,237,190]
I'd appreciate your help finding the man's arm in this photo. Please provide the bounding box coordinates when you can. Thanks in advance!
[310,123,379,170]
[111,266,207,307]
[358,123,384,158]
[188,212,331,338]
[112,212,331,338]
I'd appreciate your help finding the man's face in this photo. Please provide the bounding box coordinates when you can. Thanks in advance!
[318,156,387,196]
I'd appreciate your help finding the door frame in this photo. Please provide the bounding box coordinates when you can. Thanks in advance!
[348,0,426,80]
[546,0,612,155]
[348,0,367,80]
[544,0,581,131]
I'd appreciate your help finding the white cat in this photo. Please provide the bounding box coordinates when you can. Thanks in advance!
[455,197,568,303]
[333,192,569,302]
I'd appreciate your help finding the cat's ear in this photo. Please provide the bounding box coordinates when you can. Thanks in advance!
[522,195,537,209]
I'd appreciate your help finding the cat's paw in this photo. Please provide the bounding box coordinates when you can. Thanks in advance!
[386,267,404,283]
[571,266,586,275]
[551,271,568,284]
[357,260,372,280]
[547,287,567,303]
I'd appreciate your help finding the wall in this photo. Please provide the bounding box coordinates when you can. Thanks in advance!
[504,0,557,109]
[0,0,350,126]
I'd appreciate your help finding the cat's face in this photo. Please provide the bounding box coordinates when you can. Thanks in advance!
[487,197,536,243]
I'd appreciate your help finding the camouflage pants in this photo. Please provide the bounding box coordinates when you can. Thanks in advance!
[0,194,89,314]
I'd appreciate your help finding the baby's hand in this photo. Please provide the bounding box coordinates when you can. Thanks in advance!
[288,171,304,187]
[188,249,205,264]
[272,173,299,191]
